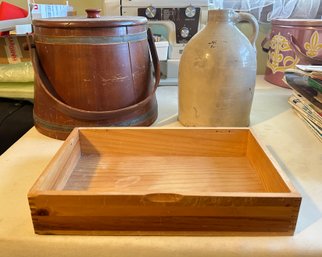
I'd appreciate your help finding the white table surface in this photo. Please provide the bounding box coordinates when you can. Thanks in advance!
[0,76,321,257]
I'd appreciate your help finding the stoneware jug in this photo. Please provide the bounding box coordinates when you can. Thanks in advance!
[178,9,259,127]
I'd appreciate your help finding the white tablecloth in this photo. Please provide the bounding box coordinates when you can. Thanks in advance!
[0,76,321,257]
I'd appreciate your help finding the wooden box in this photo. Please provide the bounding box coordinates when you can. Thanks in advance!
[28,128,301,236]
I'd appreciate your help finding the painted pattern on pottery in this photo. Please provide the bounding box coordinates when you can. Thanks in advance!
[267,31,322,74]
[267,32,299,74]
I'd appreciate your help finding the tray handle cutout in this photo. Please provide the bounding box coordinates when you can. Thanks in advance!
[144,193,183,203]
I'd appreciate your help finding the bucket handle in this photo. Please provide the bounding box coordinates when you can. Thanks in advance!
[261,36,270,53]
[288,34,322,65]
[27,28,160,121]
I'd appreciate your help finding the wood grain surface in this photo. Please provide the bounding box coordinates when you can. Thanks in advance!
[28,128,301,235]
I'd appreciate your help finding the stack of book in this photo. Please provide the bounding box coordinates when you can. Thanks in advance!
[284,65,322,142]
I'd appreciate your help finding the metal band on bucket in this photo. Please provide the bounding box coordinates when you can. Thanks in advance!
[34,31,147,45]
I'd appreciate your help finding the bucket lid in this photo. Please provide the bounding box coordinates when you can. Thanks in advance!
[32,9,147,28]
[272,19,322,27]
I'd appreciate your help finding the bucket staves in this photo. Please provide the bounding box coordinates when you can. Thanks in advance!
[31,14,160,139]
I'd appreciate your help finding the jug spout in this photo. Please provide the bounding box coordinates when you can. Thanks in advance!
[207,9,238,23]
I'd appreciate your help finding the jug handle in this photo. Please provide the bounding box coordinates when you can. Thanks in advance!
[27,29,160,121]
[236,13,259,49]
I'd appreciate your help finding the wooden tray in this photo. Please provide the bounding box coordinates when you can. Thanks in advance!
[28,128,301,235]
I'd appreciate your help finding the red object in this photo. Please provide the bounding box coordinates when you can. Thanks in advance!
[0,1,28,35]
[0,1,28,20]
[85,9,101,18]
[32,17,160,139]
[263,19,322,88]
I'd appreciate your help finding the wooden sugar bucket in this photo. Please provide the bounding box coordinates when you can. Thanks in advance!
[31,10,160,139]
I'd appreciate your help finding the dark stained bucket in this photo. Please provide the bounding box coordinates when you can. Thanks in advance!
[31,10,160,139]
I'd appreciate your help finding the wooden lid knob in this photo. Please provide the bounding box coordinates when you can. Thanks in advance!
[85,9,101,18]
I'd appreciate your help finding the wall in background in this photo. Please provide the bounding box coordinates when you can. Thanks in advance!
[9,0,269,74]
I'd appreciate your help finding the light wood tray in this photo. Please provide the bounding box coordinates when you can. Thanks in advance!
[28,128,301,235]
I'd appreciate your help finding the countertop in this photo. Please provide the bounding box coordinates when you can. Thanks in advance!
[0,76,321,257]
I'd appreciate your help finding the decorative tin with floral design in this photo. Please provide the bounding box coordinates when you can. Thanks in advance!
[264,19,322,88]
